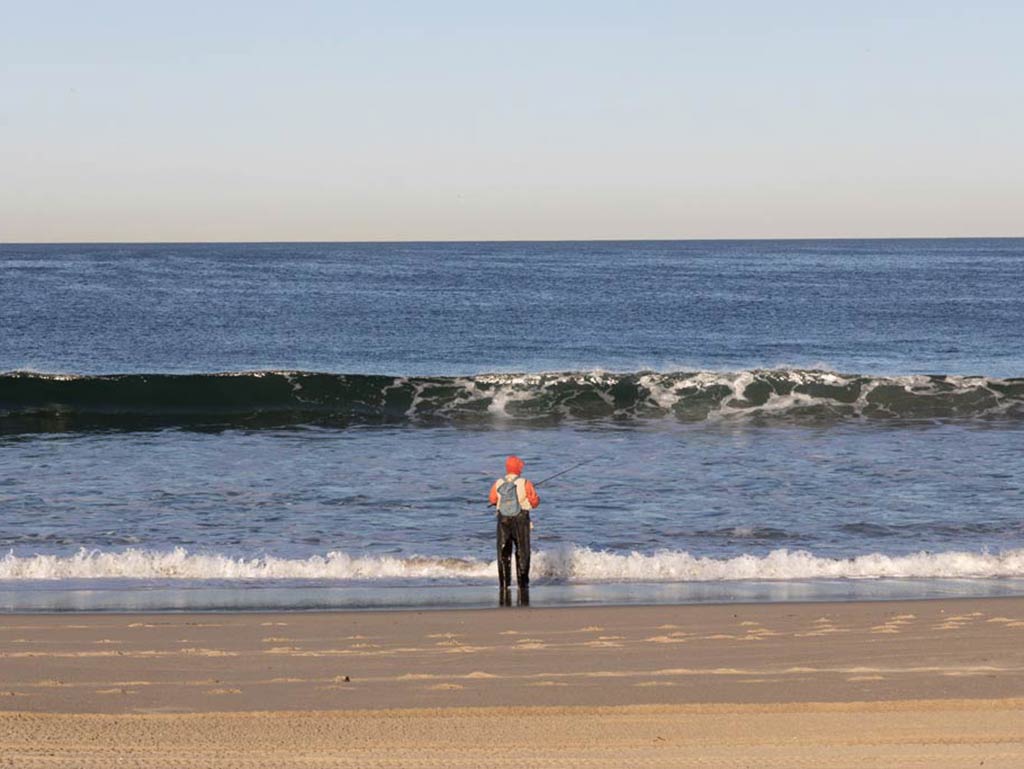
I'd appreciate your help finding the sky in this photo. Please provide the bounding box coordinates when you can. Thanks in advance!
[1,1,1022,242]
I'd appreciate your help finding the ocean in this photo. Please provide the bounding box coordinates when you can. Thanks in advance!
[1,239,1022,610]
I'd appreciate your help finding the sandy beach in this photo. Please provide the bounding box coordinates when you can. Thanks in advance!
[2,597,1023,766]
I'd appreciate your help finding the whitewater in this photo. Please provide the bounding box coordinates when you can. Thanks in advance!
[4,546,1024,582]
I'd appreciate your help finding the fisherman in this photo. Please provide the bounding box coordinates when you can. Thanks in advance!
[488,455,540,605]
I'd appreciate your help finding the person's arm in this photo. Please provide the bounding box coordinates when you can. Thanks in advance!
[524,480,540,509]
[488,480,499,507]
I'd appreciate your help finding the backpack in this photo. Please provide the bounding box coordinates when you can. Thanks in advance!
[496,478,522,517]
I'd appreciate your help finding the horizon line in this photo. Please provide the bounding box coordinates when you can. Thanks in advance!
[3,234,1023,247]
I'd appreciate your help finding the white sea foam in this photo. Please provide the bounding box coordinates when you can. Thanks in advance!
[2,546,1024,583]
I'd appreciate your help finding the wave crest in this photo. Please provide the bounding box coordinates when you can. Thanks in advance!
[3,546,1024,582]
[2,369,1023,431]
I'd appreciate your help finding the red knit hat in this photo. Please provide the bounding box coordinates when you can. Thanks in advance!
[505,455,524,475]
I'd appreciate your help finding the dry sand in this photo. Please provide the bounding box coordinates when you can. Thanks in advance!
[2,597,1023,767]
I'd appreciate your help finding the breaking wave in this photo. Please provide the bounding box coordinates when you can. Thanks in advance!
[3,546,1024,582]
[2,369,1023,431]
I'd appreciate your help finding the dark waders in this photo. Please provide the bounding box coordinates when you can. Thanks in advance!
[497,511,530,606]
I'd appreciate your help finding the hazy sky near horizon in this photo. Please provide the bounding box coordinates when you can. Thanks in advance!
[2,1,1022,242]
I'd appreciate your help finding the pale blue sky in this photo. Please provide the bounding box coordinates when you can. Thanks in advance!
[2,1,1021,241]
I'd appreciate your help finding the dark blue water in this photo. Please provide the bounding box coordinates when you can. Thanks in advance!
[1,239,1022,610]
[4,239,1023,376]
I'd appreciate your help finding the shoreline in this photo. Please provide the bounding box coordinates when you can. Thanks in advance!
[5,589,1024,614]
[7,577,1024,613]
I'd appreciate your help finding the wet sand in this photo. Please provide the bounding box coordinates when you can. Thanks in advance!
[2,597,1023,766]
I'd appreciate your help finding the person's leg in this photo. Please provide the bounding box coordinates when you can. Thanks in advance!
[496,518,513,591]
[514,513,531,590]
[516,584,529,606]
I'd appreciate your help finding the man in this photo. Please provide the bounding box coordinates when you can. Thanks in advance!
[488,455,540,605]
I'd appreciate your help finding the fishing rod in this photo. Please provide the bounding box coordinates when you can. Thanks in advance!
[533,455,602,487]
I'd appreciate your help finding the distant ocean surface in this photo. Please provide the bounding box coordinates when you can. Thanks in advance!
[2,239,1023,611]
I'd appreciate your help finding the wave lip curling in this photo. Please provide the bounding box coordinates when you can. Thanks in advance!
[2,368,1023,431]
